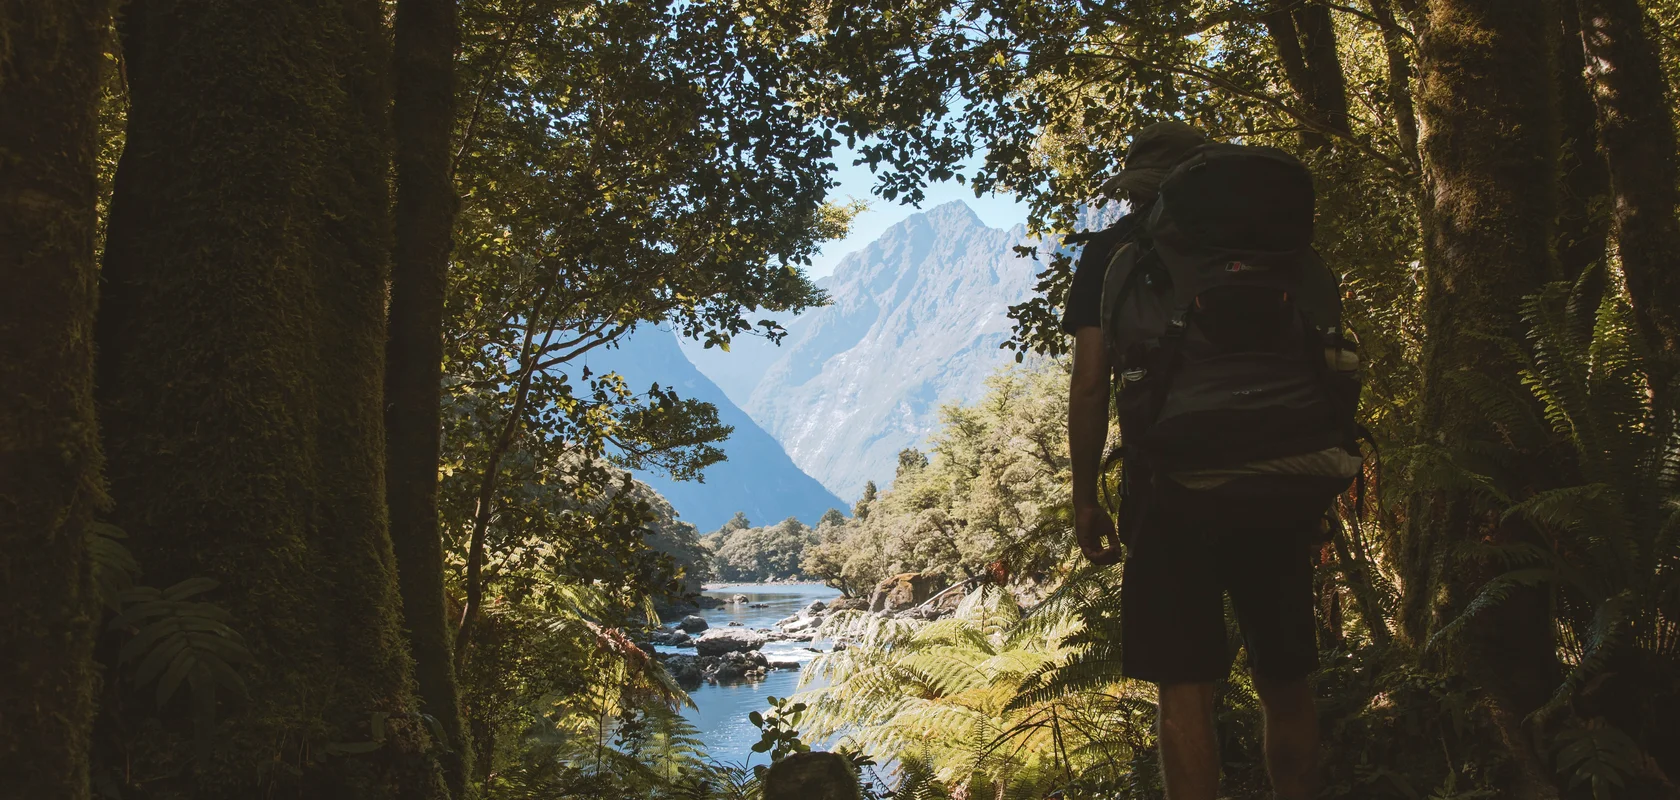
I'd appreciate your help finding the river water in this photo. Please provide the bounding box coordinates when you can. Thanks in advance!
[659,582,842,766]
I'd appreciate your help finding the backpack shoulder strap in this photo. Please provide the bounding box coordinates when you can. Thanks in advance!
[1100,241,1144,326]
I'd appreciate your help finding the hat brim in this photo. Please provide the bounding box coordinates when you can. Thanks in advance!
[1099,167,1170,200]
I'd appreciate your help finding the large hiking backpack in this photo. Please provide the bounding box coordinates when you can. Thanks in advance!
[1099,143,1364,531]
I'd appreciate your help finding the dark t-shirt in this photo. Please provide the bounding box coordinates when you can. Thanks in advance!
[1060,212,1145,334]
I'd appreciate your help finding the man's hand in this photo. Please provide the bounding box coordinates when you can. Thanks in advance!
[1075,505,1122,566]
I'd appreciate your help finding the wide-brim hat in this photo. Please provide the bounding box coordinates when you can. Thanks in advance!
[1099,120,1210,200]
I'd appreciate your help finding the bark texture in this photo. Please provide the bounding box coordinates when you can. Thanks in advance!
[1292,1,1352,137]
[1368,0,1420,166]
[96,0,445,796]
[1264,0,1351,150]
[1412,0,1564,794]
[0,1,112,796]
[1554,0,1612,312]
[1579,0,1680,361]
[387,0,469,791]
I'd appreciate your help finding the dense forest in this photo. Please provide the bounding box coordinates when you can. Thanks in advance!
[4,0,1680,798]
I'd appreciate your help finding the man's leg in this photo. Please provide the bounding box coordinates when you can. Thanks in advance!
[1224,523,1323,800]
[1253,675,1319,800]
[1157,681,1219,800]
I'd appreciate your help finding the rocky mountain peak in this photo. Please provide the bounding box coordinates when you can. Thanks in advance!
[737,200,1045,500]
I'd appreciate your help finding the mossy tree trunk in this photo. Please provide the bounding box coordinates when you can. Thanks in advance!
[96,0,445,796]
[0,2,113,796]
[1411,0,1564,795]
[1554,0,1612,318]
[1579,0,1680,362]
[1368,0,1421,167]
[387,0,469,792]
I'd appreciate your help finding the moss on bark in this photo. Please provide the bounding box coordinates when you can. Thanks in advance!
[1579,0,1680,361]
[0,1,113,796]
[1412,0,1565,793]
[95,0,445,796]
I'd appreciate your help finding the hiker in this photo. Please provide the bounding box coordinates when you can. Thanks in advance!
[1066,121,1364,800]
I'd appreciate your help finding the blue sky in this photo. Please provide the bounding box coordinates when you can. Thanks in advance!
[807,145,1030,278]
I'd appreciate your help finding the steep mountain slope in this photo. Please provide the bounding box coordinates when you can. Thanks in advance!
[740,201,1043,500]
[582,326,846,532]
[676,306,814,409]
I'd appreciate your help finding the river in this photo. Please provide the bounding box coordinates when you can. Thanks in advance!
[659,582,842,766]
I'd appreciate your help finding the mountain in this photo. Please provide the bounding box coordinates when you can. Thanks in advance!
[580,325,847,532]
[676,309,812,409]
[734,201,1044,500]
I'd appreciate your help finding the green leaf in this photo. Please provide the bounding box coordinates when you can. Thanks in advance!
[156,649,196,707]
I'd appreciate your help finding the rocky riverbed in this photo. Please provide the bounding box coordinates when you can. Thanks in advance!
[649,573,970,690]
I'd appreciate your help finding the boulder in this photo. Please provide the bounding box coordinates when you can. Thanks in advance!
[782,615,821,634]
[709,650,770,682]
[695,627,767,656]
[868,573,941,613]
[731,594,750,604]
[663,655,705,689]
[748,602,770,609]
[651,630,694,647]
[762,751,862,800]
[930,584,968,614]
[804,600,828,615]
[727,621,744,627]
[826,597,869,612]
[677,615,709,633]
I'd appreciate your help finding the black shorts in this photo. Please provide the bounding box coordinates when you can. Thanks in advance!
[1119,485,1321,684]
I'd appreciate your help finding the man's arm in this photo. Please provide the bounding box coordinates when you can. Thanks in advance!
[1069,326,1120,564]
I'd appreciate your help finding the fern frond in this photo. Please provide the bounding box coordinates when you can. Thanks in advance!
[1428,567,1555,653]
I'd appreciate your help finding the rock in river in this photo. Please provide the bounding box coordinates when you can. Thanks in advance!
[677,615,709,633]
[664,655,705,689]
[710,650,770,682]
[695,627,767,656]
[651,629,694,647]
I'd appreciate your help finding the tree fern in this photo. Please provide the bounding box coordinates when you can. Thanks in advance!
[1441,281,1680,767]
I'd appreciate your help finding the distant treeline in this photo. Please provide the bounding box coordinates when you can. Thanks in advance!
[699,362,1070,595]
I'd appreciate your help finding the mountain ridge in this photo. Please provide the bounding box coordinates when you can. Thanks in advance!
[737,200,1041,500]
[580,326,847,531]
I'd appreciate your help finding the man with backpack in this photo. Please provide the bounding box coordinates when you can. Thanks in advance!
[1066,121,1364,800]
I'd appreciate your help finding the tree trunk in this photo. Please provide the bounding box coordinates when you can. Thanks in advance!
[1554,0,1612,322]
[0,2,112,796]
[1579,0,1680,361]
[1368,0,1421,166]
[96,0,445,796]
[1413,0,1563,794]
[452,284,554,674]
[1264,0,1351,152]
[1292,2,1352,138]
[388,0,468,792]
